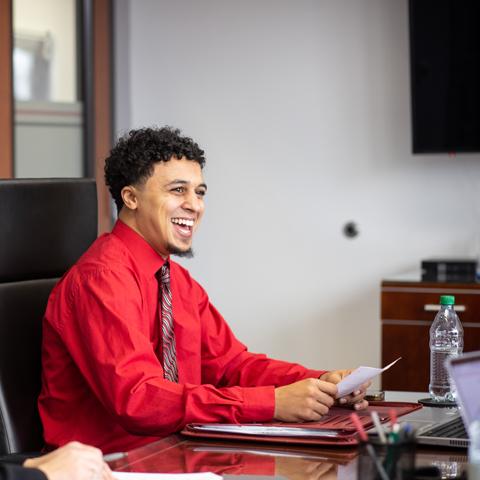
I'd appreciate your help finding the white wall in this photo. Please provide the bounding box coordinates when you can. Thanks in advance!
[114,0,480,376]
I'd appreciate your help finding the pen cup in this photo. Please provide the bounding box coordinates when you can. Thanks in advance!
[357,434,416,480]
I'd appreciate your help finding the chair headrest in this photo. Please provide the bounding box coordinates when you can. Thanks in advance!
[0,178,98,282]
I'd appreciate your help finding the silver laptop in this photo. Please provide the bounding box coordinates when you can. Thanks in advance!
[407,350,480,448]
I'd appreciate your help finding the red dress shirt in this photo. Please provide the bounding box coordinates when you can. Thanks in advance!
[127,441,276,475]
[39,220,325,453]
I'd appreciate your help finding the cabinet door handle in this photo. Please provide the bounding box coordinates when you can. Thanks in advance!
[424,304,466,312]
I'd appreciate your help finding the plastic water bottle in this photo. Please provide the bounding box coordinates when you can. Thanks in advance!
[429,295,464,402]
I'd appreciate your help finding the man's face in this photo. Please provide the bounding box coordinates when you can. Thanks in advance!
[123,157,206,257]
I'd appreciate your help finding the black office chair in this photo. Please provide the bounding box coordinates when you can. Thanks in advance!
[0,178,98,454]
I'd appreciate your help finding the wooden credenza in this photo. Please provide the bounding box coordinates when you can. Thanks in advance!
[381,277,480,391]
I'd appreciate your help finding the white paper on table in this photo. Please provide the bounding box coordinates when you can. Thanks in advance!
[190,424,340,437]
[335,357,401,398]
[113,473,222,480]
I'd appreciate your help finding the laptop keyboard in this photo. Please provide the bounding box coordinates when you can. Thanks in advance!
[422,417,468,439]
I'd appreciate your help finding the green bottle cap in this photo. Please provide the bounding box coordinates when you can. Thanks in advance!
[440,295,455,305]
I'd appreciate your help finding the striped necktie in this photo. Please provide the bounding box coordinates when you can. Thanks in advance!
[158,262,179,382]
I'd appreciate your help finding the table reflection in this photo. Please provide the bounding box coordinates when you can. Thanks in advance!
[109,435,468,480]
[110,435,355,479]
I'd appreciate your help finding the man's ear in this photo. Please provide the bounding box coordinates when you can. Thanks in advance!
[121,186,138,210]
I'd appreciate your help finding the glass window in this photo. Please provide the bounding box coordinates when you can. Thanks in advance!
[13,0,78,102]
[12,0,83,178]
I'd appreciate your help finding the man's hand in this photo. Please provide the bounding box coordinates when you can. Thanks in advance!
[320,369,370,411]
[24,441,114,480]
[274,378,337,422]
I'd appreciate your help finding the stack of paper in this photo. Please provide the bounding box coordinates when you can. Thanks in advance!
[190,424,340,437]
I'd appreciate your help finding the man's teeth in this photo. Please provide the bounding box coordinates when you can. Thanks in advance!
[172,218,194,227]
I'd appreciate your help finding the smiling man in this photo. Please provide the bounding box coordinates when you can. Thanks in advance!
[119,154,206,258]
[39,127,368,453]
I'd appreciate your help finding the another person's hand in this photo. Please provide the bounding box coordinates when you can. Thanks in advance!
[24,441,114,480]
[274,378,337,422]
[320,369,370,410]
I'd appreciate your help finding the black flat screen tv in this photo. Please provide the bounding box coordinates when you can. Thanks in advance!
[409,0,480,153]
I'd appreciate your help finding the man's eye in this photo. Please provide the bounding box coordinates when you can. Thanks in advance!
[172,187,184,193]
[196,190,206,197]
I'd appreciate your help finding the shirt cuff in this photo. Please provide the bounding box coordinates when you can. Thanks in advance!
[240,386,275,422]
[304,369,328,379]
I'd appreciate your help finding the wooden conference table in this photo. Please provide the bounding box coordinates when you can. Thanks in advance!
[108,392,468,479]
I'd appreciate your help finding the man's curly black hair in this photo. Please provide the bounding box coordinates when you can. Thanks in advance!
[105,126,206,213]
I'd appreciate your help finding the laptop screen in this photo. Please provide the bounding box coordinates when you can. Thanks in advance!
[447,351,480,428]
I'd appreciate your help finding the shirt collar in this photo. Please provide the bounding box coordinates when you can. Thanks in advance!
[112,220,166,277]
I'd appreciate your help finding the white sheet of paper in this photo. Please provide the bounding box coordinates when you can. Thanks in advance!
[336,357,401,398]
[191,424,339,437]
[113,473,222,480]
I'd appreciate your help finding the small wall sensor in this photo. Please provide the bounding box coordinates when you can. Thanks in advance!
[343,221,359,239]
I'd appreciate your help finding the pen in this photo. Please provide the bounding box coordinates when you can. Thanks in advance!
[388,408,400,443]
[371,410,387,444]
[103,452,127,462]
[389,408,398,431]
[350,412,368,442]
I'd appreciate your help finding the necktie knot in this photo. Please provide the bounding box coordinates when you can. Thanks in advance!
[159,262,170,286]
